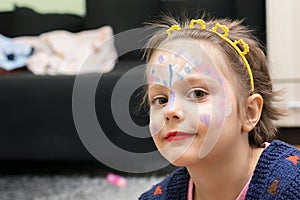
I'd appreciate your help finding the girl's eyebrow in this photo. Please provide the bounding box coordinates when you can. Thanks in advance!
[148,84,169,100]
[182,74,220,86]
[148,75,220,91]
[148,83,168,91]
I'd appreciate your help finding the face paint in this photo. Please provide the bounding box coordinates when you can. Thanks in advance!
[162,80,167,86]
[149,48,195,88]
[196,64,233,117]
[184,66,191,73]
[177,74,184,81]
[148,38,236,162]
[157,55,165,63]
[176,64,192,81]
[199,114,211,127]
[148,62,168,85]
[168,64,173,87]
[149,63,193,88]
[165,90,175,110]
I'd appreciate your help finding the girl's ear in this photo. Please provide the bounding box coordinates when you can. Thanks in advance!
[242,94,263,132]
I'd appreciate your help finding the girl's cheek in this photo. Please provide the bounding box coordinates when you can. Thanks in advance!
[149,122,158,136]
[196,65,233,118]
[149,108,165,136]
[218,77,233,118]
[225,102,233,117]
[199,113,210,127]
[183,102,212,131]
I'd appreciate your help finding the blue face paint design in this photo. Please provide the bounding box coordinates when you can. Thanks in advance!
[184,66,191,74]
[151,68,156,75]
[165,90,175,110]
[177,74,184,81]
[163,80,168,86]
[169,64,173,87]
[174,64,193,83]
[158,55,165,63]
[199,114,210,127]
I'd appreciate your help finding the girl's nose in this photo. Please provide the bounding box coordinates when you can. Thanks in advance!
[165,110,183,121]
[164,93,183,122]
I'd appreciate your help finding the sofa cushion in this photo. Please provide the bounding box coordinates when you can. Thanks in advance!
[0,60,153,160]
[85,0,161,33]
[160,0,235,19]
[11,7,84,37]
[0,12,14,37]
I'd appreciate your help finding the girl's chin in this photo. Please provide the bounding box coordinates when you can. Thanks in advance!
[159,147,200,166]
[168,154,200,167]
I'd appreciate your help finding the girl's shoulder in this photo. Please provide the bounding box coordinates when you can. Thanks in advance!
[246,140,300,199]
[139,167,190,200]
[259,139,300,167]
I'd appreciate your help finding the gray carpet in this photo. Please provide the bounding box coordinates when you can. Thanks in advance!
[0,175,163,200]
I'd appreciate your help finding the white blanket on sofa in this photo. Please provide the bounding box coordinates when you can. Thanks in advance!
[14,26,118,75]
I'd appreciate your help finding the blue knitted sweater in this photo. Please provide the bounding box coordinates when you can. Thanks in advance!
[139,140,300,200]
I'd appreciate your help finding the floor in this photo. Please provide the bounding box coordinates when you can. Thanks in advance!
[0,161,175,200]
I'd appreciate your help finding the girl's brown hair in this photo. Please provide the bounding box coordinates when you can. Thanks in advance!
[143,15,285,147]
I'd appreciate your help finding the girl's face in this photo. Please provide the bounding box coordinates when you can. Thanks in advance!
[147,39,243,166]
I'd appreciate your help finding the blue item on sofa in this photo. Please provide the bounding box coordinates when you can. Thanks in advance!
[0,34,33,71]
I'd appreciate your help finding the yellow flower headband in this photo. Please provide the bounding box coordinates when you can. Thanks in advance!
[166,19,255,93]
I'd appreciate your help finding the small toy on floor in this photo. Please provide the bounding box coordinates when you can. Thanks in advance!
[106,173,128,188]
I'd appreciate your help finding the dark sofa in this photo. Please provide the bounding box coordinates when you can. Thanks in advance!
[0,0,267,165]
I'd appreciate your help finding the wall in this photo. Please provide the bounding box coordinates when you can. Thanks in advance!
[266,0,300,127]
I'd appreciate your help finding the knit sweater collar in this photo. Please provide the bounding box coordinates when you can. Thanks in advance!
[139,140,300,200]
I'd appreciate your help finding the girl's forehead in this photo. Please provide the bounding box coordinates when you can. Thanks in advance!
[148,39,227,80]
[150,39,208,66]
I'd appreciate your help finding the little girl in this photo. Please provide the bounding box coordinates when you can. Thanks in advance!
[139,17,300,200]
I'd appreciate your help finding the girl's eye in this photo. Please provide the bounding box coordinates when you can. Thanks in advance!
[152,96,168,105]
[187,88,208,99]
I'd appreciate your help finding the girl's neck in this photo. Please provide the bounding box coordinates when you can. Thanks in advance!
[186,142,264,200]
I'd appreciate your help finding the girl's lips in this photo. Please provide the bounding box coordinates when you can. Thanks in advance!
[165,131,196,142]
